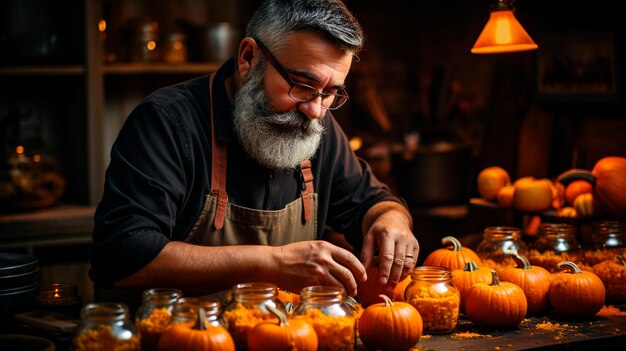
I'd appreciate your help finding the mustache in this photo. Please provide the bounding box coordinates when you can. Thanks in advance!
[261,111,324,134]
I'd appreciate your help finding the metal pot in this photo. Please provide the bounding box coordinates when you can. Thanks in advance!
[392,128,473,207]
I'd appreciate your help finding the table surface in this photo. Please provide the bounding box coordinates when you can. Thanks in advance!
[357,309,626,351]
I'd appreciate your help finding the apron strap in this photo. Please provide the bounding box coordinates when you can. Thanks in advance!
[299,159,314,222]
[209,72,227,230]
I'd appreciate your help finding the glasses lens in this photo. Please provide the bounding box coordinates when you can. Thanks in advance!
[329,92,348,110]
[289,84,348,110]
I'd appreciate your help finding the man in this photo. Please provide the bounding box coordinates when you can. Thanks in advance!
[89,0,418,309]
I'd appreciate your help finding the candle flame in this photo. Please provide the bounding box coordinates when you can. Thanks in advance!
[16,145,24,154]
[54,288,60,299]
[98,19,107,32]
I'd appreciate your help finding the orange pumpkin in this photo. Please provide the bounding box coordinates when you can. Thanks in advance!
[498,253,552,314]
[558,206,577,218]
[358,294,423,351]
[356,264,395,308]
[451,261,493,314]
[247,305,317,351]
[391,273,413,302]
[513,177,554,212]
[465,270,527,328]
[564,180,593,205]
[558,156,626,217]
[573,193,594,217]
[549,261,606,317]
[496,185,515,208]
[477,166,511,202]
[423,236,482,271]
[157,307,235,351]
[277,289,300,307]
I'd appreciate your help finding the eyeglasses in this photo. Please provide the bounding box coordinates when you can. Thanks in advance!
[254,38,349,110]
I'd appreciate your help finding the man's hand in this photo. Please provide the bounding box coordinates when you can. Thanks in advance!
[269,240,367,297]
[361,201,418,287]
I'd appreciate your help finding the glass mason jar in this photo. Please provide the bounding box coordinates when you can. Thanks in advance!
[529,223,583,272]
[171,296,226,328]
[35,283,83,317]
[135,287,182,351]
[404,266,460,333]
[476,226,529,274]
[585,220,626,266]
[222,282,287,351]
[292,285,356,351]
[72,303,139,351]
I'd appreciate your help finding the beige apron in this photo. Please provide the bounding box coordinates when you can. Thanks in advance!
[185,73,318,245]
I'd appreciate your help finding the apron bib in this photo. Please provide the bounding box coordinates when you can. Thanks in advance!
[185,73,318,246]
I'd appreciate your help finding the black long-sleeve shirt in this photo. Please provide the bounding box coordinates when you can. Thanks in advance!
[89,59,405,287]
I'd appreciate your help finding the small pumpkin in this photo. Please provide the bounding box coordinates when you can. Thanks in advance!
[557,206,577,218]
[247,304,318,351]
[549,261,606,317]
[496,185,515,208]
[358,294,423,351]
[157,307,235,351]
[564,180,593,205]
[392,272,413,302]
[498,253,552,314]
[477,166,511,201]
[451,261,493,314]
[356,264,395,308]
[465,270,527,328]
[558,156,626,218]
[573,193,594,217]
[513,177,554,212]
[423,236,482,271]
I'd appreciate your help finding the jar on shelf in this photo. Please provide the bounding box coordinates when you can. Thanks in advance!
[35,283,82,317]
[72,303,139,351]
[171,296,225,328]
[529,223,583,272]
[221,282,287,351]
[590,251,626,304]
[476,226,529,274]
[585,220,626,266]
[292,285,356,351]
[132,20,160,62]
[135,287,182,351]
[404,266,460,333]
[162,30,187,64]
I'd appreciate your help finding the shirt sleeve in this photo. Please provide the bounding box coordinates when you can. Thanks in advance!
[89,100,191,287]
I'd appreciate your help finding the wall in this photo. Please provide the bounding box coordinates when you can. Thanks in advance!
[342,0,626,185]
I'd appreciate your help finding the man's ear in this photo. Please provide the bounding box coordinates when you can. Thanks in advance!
[236,37,257,78]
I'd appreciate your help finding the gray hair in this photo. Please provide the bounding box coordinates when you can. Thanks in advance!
[246,0,364,57]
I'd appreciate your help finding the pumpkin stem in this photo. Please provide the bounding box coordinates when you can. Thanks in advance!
[463,261,480,272]
[193,307,207,331]
[557,168,597,186]
[442,236,462,252]
[266,303,289,327]
[556,261,582,274]
[510,253,532,269]
[489,270,501,286]
[379,294,394,307]
[616,253,626,266]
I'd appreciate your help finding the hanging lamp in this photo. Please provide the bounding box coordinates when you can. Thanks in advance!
[471,0,538,54]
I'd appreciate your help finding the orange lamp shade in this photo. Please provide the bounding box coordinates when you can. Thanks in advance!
[471,10,538,54]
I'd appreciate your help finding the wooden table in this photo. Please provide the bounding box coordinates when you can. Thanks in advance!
[357,311,626,350]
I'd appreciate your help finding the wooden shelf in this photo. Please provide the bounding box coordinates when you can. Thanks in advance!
[0,65,86,76]
[0,205,95,251]
[103,62,221,75]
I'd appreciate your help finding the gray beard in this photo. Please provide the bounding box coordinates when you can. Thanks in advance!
[232,62,325,170]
